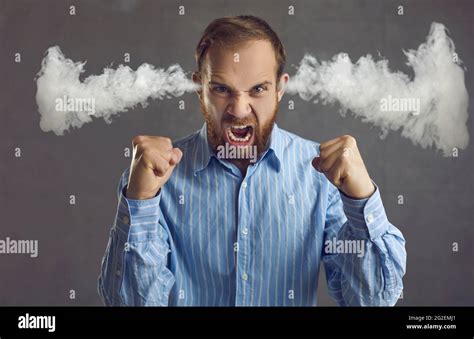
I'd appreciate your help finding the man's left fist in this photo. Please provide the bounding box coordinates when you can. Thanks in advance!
[312,135,375,199]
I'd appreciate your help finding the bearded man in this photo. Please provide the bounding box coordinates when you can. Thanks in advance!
[98,15,406,307]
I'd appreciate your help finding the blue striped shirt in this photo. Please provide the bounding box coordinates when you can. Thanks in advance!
[98,123,406,306]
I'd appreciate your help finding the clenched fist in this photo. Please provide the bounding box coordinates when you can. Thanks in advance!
[126,136,183,200]
[312,135,375,199]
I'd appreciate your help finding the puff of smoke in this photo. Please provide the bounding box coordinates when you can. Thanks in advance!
[35,46,200,135]
[286,22,469,156]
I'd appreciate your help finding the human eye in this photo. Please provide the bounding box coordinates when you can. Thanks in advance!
[252,84,268,95]
[211,85,229,94]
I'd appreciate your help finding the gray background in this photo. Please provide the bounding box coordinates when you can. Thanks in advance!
[0,0,473,306]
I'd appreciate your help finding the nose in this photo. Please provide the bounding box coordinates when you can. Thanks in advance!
[226,92,252,118]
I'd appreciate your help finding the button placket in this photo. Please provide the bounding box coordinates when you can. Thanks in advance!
[236,178,251,304]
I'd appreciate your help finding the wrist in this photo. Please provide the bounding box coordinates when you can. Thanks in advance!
[125,186,159,200]
[341,178,375,200]
[352,180,375,199]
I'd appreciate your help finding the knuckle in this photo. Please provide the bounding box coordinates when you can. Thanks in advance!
[157,162,170,175]
[342,147,351,157]
[343,135,356,145]
[155,169,166,177]
[156,137,173,151]
[159,136,172,144]
[157,164,167,173]
[141,148,155,162]
[132,135,147,148]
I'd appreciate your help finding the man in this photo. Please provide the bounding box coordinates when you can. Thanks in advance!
[98,15,406,306]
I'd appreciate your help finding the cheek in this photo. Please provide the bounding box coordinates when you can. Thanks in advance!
[252,96,277,122]
[203,94,223,119]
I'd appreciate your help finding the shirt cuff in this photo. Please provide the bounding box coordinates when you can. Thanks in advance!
[338,181,390,240]
[115,186,163,243]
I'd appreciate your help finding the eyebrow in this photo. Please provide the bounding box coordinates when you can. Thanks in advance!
[208,80,273,91]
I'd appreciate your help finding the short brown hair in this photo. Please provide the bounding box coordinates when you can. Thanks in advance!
[195,15,286,79]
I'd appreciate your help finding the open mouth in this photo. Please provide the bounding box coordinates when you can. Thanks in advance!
[225,125,254,146]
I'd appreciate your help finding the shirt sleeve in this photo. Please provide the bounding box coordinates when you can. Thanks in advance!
[321,180,406,306]
[98,168,175,306]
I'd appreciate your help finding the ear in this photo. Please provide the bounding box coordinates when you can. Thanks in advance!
[192,71,203,100]
[276,73,289,102]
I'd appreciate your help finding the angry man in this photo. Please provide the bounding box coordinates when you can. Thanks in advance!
[98,15,406,306]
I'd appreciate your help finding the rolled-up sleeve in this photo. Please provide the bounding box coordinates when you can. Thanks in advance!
[321,180,406,306]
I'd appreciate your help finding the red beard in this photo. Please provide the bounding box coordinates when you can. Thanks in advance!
[201,101,278,161]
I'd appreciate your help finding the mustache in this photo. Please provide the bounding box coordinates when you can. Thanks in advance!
[222,115,257,127]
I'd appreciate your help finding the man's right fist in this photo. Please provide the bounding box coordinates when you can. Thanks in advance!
[125,136,183,200]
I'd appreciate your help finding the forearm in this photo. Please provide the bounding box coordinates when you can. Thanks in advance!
[98,185,175,306]
[323,183,407,306]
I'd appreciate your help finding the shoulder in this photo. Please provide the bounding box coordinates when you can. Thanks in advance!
[276,127,331,193]
[173,129,201,151]
[276,126,320,158]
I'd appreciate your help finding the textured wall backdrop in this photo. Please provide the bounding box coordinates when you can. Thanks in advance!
[0,0,473,305]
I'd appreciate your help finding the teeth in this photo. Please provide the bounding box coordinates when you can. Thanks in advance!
[228,127,252,142]
[232,125,248,129]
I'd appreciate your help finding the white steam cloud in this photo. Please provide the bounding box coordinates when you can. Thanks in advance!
[286,22,469,156]
[35,22,469,156]
[35,46,199,135]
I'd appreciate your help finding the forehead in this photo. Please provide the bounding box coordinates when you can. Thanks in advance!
[202,40,277,86]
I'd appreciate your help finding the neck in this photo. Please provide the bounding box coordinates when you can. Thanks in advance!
[231,158,250,176]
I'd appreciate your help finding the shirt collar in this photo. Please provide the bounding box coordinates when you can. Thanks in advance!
[266,123,284,172]
[191,123,213,176]
[192,122,284,175]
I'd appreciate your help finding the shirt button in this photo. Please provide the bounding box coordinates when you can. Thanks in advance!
[366,214,374,223]
[241,181,247,188]
[241,227,248,236]
[242,273,248,281]
[116,269,121,277]
[122,216,130,225]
